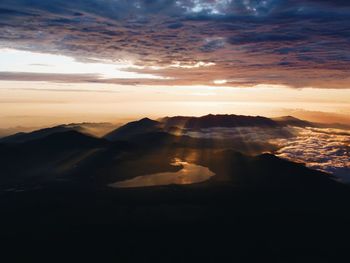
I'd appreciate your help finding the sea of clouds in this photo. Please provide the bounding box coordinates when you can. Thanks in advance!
[181,125,350,182]
[275,127,350,182]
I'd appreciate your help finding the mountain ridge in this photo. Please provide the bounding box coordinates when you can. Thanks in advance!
[104,117,161,141]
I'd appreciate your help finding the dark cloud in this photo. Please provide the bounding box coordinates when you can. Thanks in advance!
[167,22,184,29]
[0,7,37,16]
[0,72,100,83]
[227,34,307,45]
[0,0,349,88]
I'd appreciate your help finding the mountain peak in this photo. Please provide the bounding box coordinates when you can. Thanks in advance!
[273,116,313,127]
[104,117,161,141]
[162,114,278,129]
[139,117,157,123]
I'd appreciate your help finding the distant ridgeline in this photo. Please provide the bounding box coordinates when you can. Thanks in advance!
[0,114,342,190]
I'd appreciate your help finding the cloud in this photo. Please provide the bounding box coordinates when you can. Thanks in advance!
[0,72,100,83]
[275,127,350,181]
[180,126,294,141]
[0,1,349,88]
[176,123,350,181]
[276,109,350,126]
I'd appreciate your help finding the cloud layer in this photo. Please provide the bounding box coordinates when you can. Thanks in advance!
[276,127,350,181]
[171,124,350,181]
[0,0,350,88]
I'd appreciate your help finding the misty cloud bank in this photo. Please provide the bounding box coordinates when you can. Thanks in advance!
[182,126,294,141]
[276,127,350,182]
[178,125,350,181]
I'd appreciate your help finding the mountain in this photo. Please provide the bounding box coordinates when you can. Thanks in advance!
[0,130,108,182]
[161,114,279,129]
[160,116,192,128]
[0,114,346,188]
[0,126,37,138]
[0,125,73,143]
[63,122,118,137]
[0,114,318,144]
[199,150,337,189]
[104,117,161,141]
[127,131,278,155]
[273,116,314,127]
[1,118,349,263]
[23,130,107,149]
[0,127,337,190]
[0,122,116,143]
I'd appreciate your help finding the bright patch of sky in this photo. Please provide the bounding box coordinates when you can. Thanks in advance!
[178,0,233,15]
[0,49,164,79]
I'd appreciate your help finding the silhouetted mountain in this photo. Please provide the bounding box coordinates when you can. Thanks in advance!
[197,150,337,189]
[127,131,278,155]
[0,114,331,145]
[273,116,314,127]
[0,127,337,190]
[1,119,349,263]
[1,114,346,188]
[161,116,192,128]
[0,122,117,143]
[104,117,161,141]
[0,126,37,138]
[24,130,107,149]
[0,125,73,143]
[0,130,108,182]
[161,114,279,129]
[63,122,118,137]
[1,114,347,189]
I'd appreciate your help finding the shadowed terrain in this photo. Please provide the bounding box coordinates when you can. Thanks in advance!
[0,115,349,262]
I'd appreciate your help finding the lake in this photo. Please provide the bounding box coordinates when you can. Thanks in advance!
[109,158,215,188]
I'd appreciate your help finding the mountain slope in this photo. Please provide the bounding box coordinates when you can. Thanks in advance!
[0,130,109,181]
[0,125,73,143]
[104,118,161,141]
[197,150,337,189]
[273,116,314,127]
[0,122,116,143]
[23,130,107,149]
[161,114,279,129]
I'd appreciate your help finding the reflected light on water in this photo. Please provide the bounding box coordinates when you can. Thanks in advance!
[109,158,215,188]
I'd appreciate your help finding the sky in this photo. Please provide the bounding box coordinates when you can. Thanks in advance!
[0,0,349,128]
